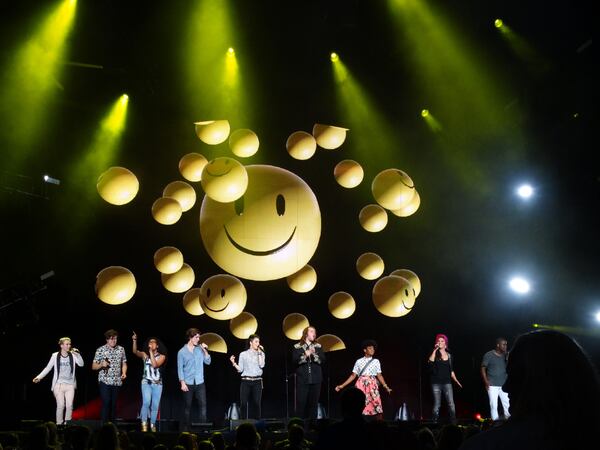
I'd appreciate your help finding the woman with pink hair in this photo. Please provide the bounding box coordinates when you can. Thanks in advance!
[428,334,462,422]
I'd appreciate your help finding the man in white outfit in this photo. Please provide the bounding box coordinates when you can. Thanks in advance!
[481,338,510,421]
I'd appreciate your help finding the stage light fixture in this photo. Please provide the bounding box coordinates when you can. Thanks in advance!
[509,277,530,295]
[43,175,60,185]
[494,19,504,29]
[595,311,600,323]
[421,109,429,117]
[330,52,339,62]
[227,47,235,55]
[516,183,534,199]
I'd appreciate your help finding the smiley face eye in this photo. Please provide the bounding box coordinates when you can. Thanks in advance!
[235,196,244,216]
[276,194,285,216]
[404,289,409,296]
[206,288,211,297]
[220,289,225,298]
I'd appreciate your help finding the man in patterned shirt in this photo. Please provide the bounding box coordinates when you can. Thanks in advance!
[92,329,127,423]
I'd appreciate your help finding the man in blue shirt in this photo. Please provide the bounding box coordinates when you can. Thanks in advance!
[177,328,211,430]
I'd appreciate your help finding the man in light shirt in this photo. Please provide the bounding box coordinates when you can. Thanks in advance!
[177,328,211,430]
[230,334,265,419]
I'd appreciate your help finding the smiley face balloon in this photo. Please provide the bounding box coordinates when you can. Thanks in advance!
[199,274,247,320]
[200,165,321,281]
[201,157,248,203]
[372,275,416,317]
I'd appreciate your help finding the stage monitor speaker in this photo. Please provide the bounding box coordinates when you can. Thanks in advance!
[229,418,256,431]
[157,419,179,432]
[20,420,44,431]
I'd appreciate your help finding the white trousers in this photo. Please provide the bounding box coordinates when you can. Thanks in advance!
[487,385,510,420]
[53,383,75,424]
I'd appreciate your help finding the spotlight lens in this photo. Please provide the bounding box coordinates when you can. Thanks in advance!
[43,175,49,181]
[595,311,600,323]
[228,47,235,55]
[509,277,530,294]
[330,52,339,62]
[516,184,534,199]
[495,19,503,28]
[421,109,429,118]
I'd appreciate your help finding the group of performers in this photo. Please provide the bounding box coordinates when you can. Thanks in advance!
[33,327,511,430]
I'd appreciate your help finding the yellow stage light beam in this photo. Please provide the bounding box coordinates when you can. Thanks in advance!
[71,94,130,200]
[1,0,78,171]
[331,55,404,171]
[387,0,506,133]
[494,20,549,76]
[182,1,249,123]
[387,0,521,191]
[420,109,442,132]
[531,323,600,338]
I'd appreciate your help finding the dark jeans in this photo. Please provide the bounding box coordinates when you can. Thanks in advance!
[99,382,120,423]
[296,382,321,419]
[240,380,262,419]
[182,383,207,430]
[432,383,456,421]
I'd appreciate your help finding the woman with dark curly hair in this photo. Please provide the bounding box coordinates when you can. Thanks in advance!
[335,340,392,419]
[132,331,167,432]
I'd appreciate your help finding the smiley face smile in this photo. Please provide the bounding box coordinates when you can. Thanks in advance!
[204,166,232,178]
[224,225,297,256]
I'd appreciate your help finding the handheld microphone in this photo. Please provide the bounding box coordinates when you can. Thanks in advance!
[258,345,264,352]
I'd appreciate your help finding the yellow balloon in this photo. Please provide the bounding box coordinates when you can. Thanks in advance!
[194,120,230,145]
[391,190,421,217]
[372,275,416,317]
[199,274,247,320]
[356,252,385,280]
[179,152,208,182]
[286,131,317,160]
[312,124,349,150]
[229,129,259,158]
[152,197,182,225]
[282,313,309,340]
[163,181,197,212]
[200,165,322,281]
[199,332,228,353]
[334,160,364,188]
[183,288,205,316]
[328,291,356,319]
[359,204,388,233]
[390,269,421,297]
[97,167,139,206]
[371,169,416,211]
[161,263,195,293]
[230,312,258,339]
[316,334,346,352]
[96,266,136,305]
[286,265,317,293]
[201,157,248,203]
[153,246,184,274]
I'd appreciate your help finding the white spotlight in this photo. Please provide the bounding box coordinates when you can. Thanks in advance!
[595,311,600,323]
[509,277,530,294]
[516,184,533,199]
[43,175,60,185]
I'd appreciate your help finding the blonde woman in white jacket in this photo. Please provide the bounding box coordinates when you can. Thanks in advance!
[33,337,84,424]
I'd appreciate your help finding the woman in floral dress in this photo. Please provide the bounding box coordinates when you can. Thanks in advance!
[335,340,392,419]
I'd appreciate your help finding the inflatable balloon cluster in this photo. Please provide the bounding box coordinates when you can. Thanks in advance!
[93,119,423,349]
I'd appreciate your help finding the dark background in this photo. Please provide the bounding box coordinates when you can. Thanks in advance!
[0,0,598,426]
